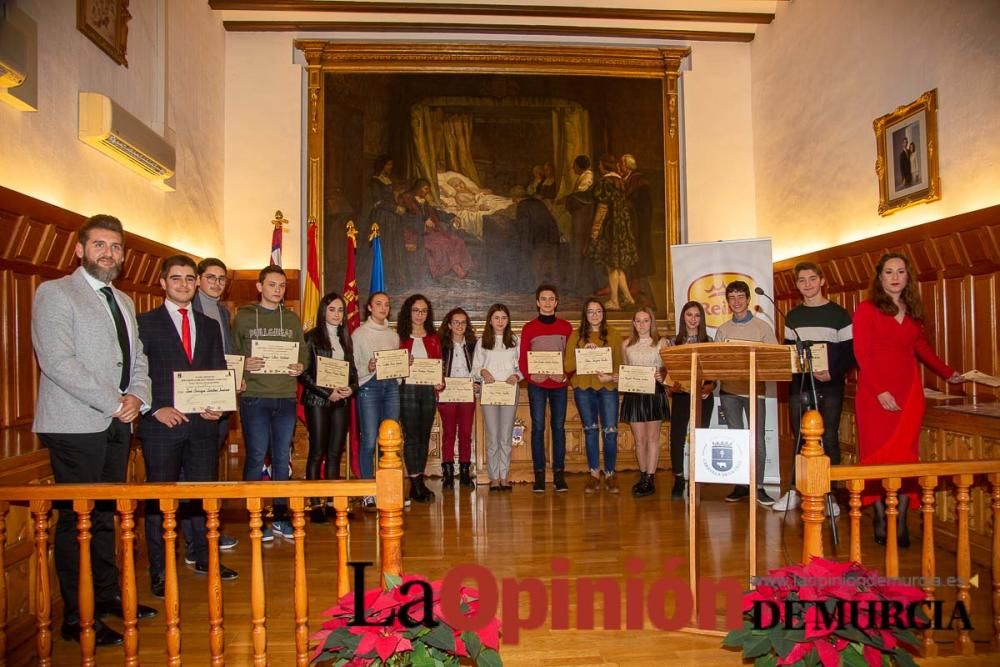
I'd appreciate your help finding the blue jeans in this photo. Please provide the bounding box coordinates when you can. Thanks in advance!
[573,388,619,472]
[357,379,401,479]
[240,396,297,512]
[527,385,567,472]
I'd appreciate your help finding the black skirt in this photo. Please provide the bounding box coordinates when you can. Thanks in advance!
[620,383,670,422]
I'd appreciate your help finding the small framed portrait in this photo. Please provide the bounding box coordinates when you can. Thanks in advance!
[77,0,131,67]
[874,89,941,216]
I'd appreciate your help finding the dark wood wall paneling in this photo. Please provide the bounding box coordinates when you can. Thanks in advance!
[773,204,1000,566]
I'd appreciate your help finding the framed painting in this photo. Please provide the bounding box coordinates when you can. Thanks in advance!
[298,42,688,323]
[874,89,940,216]
[77,0,131,67]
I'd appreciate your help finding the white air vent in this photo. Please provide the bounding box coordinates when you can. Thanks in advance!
[78,92,176,191]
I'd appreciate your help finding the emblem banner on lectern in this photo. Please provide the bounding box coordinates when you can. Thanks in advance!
[694,428,750,485]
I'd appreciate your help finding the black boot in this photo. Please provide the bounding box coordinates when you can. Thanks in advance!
[897,495,911,549]
[872,499,887,545]
[459,463,474,489]
[671,475,685,499]
[441,463,455,489]
[409,477,425,503]
[632,472,646,494]
[417,475,435,502]
[634,473,655,498]
[553,470,568,492]
[533,470,546,493]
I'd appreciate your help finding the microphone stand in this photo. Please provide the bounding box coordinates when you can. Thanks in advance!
[755,288,838,544]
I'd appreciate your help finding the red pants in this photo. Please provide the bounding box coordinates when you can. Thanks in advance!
[438,401,475,464]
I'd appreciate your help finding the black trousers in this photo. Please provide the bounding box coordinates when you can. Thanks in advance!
[141,428,217,576]
[400,384,436,476]
[180,418,228,551]
[789,385,844,475]
[40,421,131,623]
[668,393,715,474]
[304,401,350,481]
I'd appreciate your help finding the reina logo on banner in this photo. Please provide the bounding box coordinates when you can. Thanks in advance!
[694,428,750,485]
[687,272,759,329]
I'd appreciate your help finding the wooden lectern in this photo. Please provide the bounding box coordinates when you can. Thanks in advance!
[661,341,793,624]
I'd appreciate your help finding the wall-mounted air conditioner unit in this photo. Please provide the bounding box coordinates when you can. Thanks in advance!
[0,5,37,111]
[79,92,176,191]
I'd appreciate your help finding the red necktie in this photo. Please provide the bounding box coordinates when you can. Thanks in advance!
[179,308,193,363]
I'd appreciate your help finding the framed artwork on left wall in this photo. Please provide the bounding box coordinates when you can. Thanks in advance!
[77,0,131,67]
[874,89,941,216]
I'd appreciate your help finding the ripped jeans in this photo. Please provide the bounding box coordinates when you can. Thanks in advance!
[573,387,619,473]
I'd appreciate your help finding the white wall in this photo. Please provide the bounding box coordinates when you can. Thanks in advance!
[223,32,302,270]
[0,0,225,257]
[751,0,1000,260]
[221,34,758,270]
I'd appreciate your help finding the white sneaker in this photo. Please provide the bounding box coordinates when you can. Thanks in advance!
[827,499,841,517]
[772,490,801,512]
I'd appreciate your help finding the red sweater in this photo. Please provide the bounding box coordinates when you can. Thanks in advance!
[400,334,442,359]
[518,316,572,388]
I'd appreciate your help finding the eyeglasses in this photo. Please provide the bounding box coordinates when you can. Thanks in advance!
[452,320,468,326]
[412,308,428,314]
[202,274,227,285]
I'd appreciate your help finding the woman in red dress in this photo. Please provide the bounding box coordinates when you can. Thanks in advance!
[853,253,965,547]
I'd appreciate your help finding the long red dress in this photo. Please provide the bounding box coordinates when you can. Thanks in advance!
[852,300,954,506]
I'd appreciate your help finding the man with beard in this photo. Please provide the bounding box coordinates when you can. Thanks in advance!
[32,214,157,646]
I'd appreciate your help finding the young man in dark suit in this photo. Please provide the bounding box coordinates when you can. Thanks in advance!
[32,214,157,646]
[137,255,238,599]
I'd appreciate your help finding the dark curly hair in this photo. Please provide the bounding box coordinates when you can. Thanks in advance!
[869,252,924,322]
[438,307,476,350]
[396,294,435,341]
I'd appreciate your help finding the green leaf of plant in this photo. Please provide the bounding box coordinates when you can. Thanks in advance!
[803,648,819,667]
[723,627,752,648]
[892,648,919,667]
[743,634,772,659]
[462,630,484,658]
[771,631,795,659]
[476,648,504,667]
[409,642,436,667]
[754,655,777,667]
[841,647,868,667]
[896,629,919,648]
[384,572,402,590]
[422,623,456,652]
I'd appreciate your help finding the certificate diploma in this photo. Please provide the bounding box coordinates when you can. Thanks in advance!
[251,340,300,374]
[618,365,656,394]
[173,370,237,413]
[961,369,1000,387]
[527,351,564,376]
[574,347,613,375]
[316,357,350,389]
[224,354,245,389]
[788,343,829,374]
[438,377,474,403]
[409,358,443,386]
[481,381,517,406]
[375,348,410,380]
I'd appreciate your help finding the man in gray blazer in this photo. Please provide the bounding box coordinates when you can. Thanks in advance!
[32,214,157,646]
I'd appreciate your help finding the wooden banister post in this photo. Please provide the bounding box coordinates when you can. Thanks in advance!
[846,479,864,564]
[953,473,974,655]
[376,419,404,585]
[246,497,267,666]
[290,496,309,666]
[918,476,938,657]
[30,500,52,667]
[117,498,139,666]
[73,499,96,666]
[204,497,225,666]
[334,496,350,599]
[883,479,901,578]
[795,409,828,562]
[161,498,181,666]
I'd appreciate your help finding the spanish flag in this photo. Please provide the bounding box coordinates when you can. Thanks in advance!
[301,218,321,332]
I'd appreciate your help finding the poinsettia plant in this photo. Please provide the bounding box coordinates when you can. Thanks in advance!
[311,572,502,666]
[723,558,925,667]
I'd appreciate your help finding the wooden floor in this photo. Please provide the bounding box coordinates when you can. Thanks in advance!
[48,472,998,666]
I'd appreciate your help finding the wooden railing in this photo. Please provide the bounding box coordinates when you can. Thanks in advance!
[796,410,1000,657]
[0,420,405,666]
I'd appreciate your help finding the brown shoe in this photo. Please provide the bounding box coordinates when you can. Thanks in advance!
[584,471,601,495]
[604,472,620,494]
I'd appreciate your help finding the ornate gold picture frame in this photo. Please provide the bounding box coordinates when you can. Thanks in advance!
[77,0,131,67]
[874,89,940,216]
